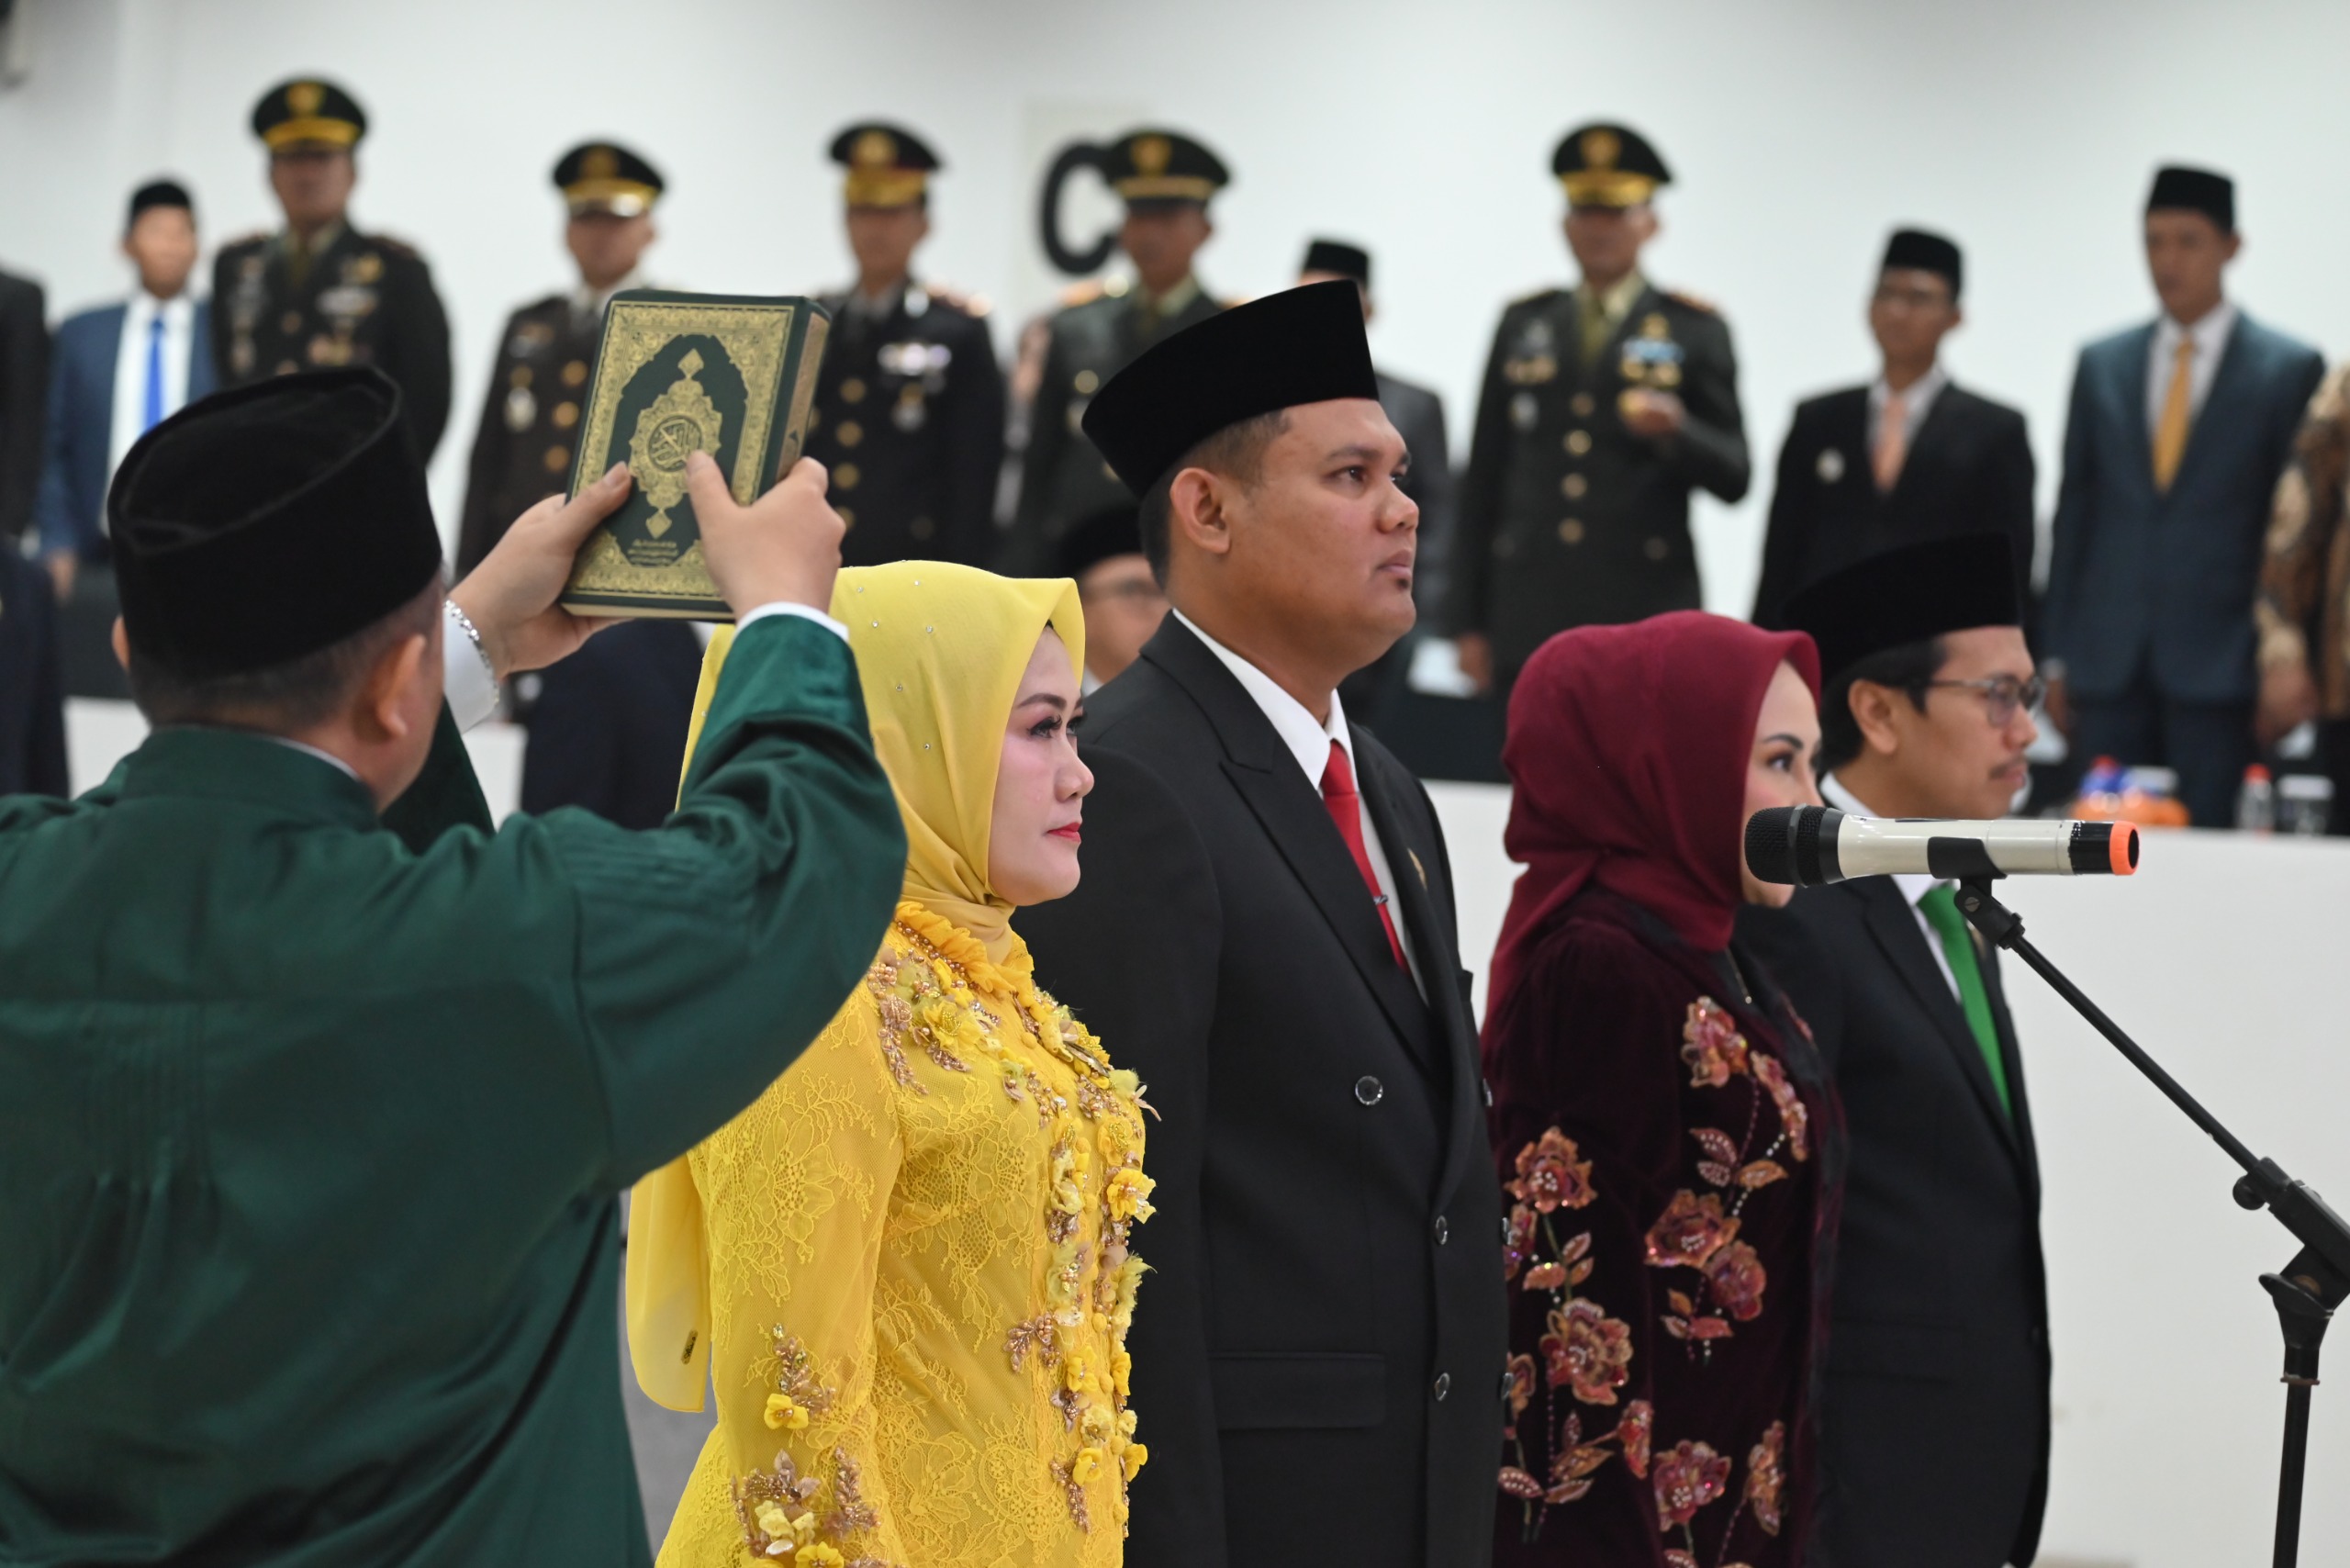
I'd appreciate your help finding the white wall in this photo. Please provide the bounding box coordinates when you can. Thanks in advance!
[8,0,2350,611]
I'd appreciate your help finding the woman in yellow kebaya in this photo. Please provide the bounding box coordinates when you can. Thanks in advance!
[629,561,1152,1567]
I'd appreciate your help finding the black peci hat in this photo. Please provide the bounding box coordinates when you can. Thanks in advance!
[1300,238,1371,287]
[1779,533,2022,682]
[1102,129,1230,207]
[1552,123,1672,207]
[128,179,194,228]
[1082,280,1380,497]
[2147,164,2235,232]
[110,368,442,679]
[554,141,665,217]
[251,78,366,151]
[1880,227,1962,297]
[1055,506,1147,580]
[829,122,941,208]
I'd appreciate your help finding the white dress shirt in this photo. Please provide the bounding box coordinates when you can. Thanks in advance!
[1820,772,1958,1000]
[1866,363,1949,453]
[106,292,199,502]
[2145,299,2237,433]
[1172,609,1424,992]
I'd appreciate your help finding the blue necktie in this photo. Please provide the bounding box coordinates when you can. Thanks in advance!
[141,314,165,433]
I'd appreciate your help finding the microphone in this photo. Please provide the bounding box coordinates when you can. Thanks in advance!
[1745,806,2140,888]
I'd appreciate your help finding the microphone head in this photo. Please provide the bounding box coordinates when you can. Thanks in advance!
[2070,820,2142,875]
[1745,806,1818,886]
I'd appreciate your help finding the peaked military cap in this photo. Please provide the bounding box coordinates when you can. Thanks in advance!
[1056,506,1147,580]
[128,178,194,227]
[1551,122,1671,207]
[554,141,665,217]
[1083,280,1378,495]
[252,78,366,151]
[830,122,940,208]
[1881,228,1963,297]
[1300,238,1372,288]
[111,368,442,679]
[1780,533,2021,681]
[2147,164,2235,232]
[1103,129,1229,207]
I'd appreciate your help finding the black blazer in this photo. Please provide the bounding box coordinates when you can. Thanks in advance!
[1020,617,1506,1568]
[1752,382,2036,633]
[0,548,68,798]
[1738,879,2049,1568]
[519,620,703,830]
[0,269,48,543]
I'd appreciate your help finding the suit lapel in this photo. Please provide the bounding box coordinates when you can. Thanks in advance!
[1891,382,1960,499]
[1977,945,2041,1201]
[2116,323,2157,491]
[2173,313,2256,495]
[1853,879,2023,1164]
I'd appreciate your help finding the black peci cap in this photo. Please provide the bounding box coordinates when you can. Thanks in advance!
[128,179,194,228]
[1055,506,1147,580]
[1300,238,1371,287]
[1552,123,1671,207]
[110,368,442,679]
[251,78,366,151]
[2147,164,2235,232]
[829,122,941,208]
[1881,228,1962,297]
[1082,280,1380,496]
[1102,129,1230,207]
[553,141,665,217]
[1779,533,2022,682]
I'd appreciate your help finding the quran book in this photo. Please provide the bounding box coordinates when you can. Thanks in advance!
[559,289,832,619]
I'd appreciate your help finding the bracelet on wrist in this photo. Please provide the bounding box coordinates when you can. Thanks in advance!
[445,599,498,685]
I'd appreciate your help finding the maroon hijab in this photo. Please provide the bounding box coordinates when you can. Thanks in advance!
[1484,610,1819,1021]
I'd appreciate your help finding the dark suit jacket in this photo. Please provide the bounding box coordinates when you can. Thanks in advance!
[1379,369,1456,616]
[0,548,69,798]
[1752,381,2035,633]
[1019,617,1506,1568]
[0,269,48,543]
[520,621,703,831]
[1738,879,2048,1568]
[2046,310,2322,703]
[31,299,218,562]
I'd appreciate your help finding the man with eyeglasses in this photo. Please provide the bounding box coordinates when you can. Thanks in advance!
[1055,504,1166,693]
[1739,533,2053,1568]
[1751,230,2034,631]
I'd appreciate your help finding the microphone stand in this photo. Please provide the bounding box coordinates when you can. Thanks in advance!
[1953,871,2350,1568]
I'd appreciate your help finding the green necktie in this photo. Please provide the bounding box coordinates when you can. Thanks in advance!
[1919,884,2011,1117]
[1576,286,1614,368]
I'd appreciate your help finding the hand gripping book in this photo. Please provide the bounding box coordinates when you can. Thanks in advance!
[558,289,832,618]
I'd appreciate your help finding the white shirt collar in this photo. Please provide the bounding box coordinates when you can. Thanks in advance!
[574,268,644,321]
[1172,608,1350,787]
[1870,361,1948,417]
[2154,298,2237,361]
[1819,771,1940,908]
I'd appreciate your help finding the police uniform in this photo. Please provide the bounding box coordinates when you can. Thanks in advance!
[455,142,663,576]
[211,79,453,462]
[806,124,1005,567]
[1448,124,1749,683]
[1005,129,1229,572]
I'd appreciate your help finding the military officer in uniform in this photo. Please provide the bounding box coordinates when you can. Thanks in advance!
[806,122,1005,567]
[1005,128,1230,572]
[1448,123,1748,694]
[212,79,452,463]
[456,141,665,575]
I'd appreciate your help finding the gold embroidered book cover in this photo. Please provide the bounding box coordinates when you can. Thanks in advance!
[559,290,832,618]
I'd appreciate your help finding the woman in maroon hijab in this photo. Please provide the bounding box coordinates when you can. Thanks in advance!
[1484,610,1841,1568]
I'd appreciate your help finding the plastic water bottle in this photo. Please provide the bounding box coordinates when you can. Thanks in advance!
[2277,773,2334,836]
[2237,765,2277,834]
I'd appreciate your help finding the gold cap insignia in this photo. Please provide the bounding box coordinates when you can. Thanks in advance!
[582,146,619,181]
[853,129,896,168]
[288,81,324,117]
[1581,128,1620,171]
[1133,134,1172,175]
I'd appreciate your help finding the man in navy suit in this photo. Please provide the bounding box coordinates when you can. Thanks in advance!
[2044,165,2323,825]
[31,179,216,698]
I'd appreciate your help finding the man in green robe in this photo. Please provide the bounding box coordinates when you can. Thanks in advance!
[0,366,905,1564]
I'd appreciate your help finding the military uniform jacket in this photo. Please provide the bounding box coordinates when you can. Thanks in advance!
[807,283,1006,568]
[456,292,603,574]
[0,616,904,1567]
[1005,284,1223,572]
[1448,285,1748,678]
[1017,617,1507,1568]
[1752,381,2037,633]
[211,224,453,461]
[1737,882,2049,1568]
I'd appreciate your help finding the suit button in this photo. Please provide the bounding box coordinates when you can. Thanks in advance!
[552,401,579,430]
[1075,369,1101,395]
[1560,473,1587,499]
[281,310,303,335]
[1354,1075,1383,1106]
[542,444,570,473]
[1433,1215,1449,1246]
[1571,392,1595,417]
[838,507,856,531]
[1558,519,1584,545]
[912,517,935,541]
[1432,1372,1451,1402]
[1565,430,1593,456]
[835,463,862,490]
[1644,536,1669,562]
[562,360,588,387]
[840,377,867,403]
[836,420,864,447]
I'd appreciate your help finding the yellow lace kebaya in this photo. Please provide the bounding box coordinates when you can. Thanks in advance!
[628,564,1151,1567]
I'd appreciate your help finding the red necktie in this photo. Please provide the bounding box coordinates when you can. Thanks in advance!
[1321,740,1407,969]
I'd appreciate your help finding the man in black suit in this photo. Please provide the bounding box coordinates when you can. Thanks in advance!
[0,265,46,543]
[1738,533,2050,1568]
[0,546,68,797]
[1751,230,2036,630]
[1019,283,1505,1568]
[519,621,704,830]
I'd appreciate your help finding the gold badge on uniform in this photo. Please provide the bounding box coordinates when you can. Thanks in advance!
[1817,448,1846,484]
[505,385,538,432]
[346,252,383,285]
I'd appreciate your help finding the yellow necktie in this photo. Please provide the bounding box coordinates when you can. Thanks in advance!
[1874,390,1909,491]
[2152,334,2195,490]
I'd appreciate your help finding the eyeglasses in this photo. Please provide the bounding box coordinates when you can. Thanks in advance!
[1916,673,2045,725]
[1081,579,1167,607]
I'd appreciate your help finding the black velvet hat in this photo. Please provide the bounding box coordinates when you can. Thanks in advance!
[554,141,665,217]
[1880,227,1962,297]
[828,122,941,208]
[2147,164,2235,232]
[251,78,366,150]
[128,179,193,227]
[1778,533,2021,680]
[1082,280,1380,496]
[1102,129,1230,207]
[1300,238,1371,287]
[1055,506,1147,580]
[1552,123,1671,207]
[110,368,442,679]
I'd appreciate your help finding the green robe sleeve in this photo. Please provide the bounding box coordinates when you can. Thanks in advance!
[380,706,495,851]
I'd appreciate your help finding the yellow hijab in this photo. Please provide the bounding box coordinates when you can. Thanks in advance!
[627,560,1084,1409]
